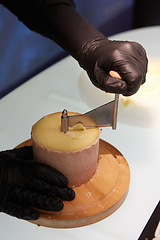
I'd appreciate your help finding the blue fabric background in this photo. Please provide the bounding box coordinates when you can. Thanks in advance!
[0,0,134,98]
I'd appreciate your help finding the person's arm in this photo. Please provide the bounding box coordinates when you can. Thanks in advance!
[1,0,148,96]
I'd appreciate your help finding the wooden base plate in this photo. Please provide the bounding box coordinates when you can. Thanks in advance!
[17,139,130,228]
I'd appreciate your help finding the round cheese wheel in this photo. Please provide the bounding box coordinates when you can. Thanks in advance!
[31,112,100,187]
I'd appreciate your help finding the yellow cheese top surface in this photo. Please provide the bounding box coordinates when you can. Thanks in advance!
[31,112,100,152]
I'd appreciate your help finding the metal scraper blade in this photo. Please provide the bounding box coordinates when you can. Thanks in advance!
[61,94,119,133]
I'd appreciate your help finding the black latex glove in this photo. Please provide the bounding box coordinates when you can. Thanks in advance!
[78,37,148,96]
[1,1,148,96]
[0,146,75,221]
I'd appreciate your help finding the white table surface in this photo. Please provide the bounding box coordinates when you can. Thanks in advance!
[0,26,160,240]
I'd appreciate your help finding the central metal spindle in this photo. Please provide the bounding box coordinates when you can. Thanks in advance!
[61,109,69,133]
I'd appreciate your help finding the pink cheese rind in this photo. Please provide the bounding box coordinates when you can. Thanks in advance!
[31,137,99,187]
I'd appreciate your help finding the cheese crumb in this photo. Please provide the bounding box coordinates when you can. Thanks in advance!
[68,123,87,131]
[66,123,87,139]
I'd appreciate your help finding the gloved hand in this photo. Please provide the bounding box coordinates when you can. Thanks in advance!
[0,146,75,220]
[1,1,148,96]
[78,37,148,96]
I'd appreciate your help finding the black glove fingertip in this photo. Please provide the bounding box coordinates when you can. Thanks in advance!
[65,188,76,201]
[51,199,64,211]
[103,79,127,95]
[24,208,40,221]
[56,187,76,201]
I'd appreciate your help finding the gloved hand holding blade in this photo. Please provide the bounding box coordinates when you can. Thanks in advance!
[61,71,120,133]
